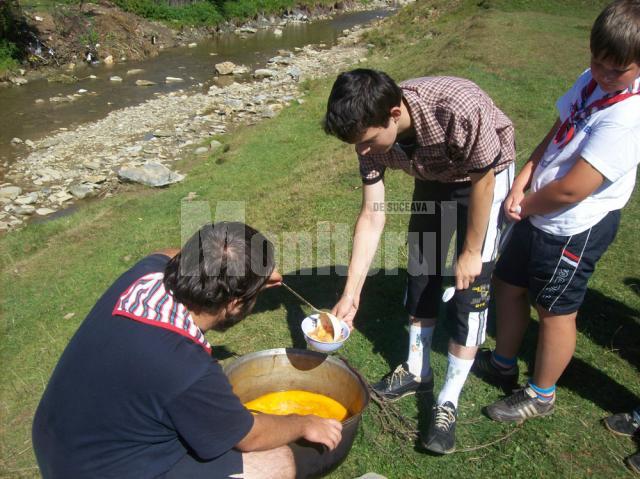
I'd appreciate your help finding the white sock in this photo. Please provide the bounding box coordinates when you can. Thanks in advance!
[437,353,474,408]
[406,323,434,379]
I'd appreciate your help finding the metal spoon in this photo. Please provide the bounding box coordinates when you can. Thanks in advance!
[280,282,339,340]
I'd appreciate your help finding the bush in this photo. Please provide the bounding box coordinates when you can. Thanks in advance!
[0,39,19,72]
[111,0,224,26]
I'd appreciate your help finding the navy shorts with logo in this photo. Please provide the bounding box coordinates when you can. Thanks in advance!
[494,210,621,314]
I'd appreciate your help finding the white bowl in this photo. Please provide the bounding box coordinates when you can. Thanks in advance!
[301,314,350,353]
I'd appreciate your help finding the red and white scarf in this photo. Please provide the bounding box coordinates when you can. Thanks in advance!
[113,272,212,353]
[554,73,640,148]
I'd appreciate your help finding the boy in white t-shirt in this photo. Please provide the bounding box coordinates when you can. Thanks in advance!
[472,0,640,424]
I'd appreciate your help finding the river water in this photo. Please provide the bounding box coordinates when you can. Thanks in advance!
[0,7,391,175]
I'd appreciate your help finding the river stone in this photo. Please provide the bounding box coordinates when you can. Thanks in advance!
[238,27,257,34]
[15,193,38,205]
[36,168,63,180]
[354,474,387,479]
[55,193,74,203]
[9,77,28,86]
[254,69,276,79]
[223,98,244,110]
[14,205,35,216]
[83,160,102,171]
[286,66,302,81]
[135,80,156,86]
[69,184,95,199]
[126,69,144,76]
[153,130,174,138]
[188,43,197,48]
[35,98,45,104]
[117,162,185,187]
[260,107,277,118]
[273,28,283,36]
[36,208,56,216]
[85,175,107,184]
[0,222,9,231]
[24,139,36,148]
[10,137,22,144]
[269,55,293,65]
[215,62,236,75]
[232,65,250,75]
[110,76,123,82]
[209,140,223,152]
[104,55,114,65]
[0,186,22,199]
[194,147,209,155]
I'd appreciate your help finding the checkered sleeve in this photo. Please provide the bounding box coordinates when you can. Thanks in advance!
[451,95,502,173]
[358,153,386,185]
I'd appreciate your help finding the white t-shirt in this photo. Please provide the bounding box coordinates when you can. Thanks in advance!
[530,69,640,235]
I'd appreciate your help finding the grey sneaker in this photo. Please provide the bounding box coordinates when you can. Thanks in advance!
[371,362,433,401]
[472,349,519,391]
[422,401,457,454]
[604,412,640,437]
[485,386,555,423]
[626,452,640,473]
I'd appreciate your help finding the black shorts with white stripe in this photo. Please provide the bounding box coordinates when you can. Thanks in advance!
[404,164,513,347]
[494,210,621,315]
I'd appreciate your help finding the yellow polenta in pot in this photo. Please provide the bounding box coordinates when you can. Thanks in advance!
[244,390,348,421]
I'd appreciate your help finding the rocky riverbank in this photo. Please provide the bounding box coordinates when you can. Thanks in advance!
[0,22,377,232]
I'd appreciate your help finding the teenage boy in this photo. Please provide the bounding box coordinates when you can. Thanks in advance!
[323,69,515,454]
[32,222,342,479]
[473,0,640,423]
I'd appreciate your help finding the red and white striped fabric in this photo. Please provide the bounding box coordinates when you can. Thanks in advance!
[113,272,212,353]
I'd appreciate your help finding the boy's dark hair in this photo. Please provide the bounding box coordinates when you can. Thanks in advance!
[323,69,403,143]
[163,221,275,314]
[591,0,640,65]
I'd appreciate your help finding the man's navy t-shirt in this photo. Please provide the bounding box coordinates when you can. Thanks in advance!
[32,254,254,478]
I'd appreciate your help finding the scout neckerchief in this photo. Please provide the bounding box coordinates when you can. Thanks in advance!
[113,272,212,353]
[554,73,640,148]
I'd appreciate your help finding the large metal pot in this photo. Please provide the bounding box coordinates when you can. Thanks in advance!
[224,348,370,478]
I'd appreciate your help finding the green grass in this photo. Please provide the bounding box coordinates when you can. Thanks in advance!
[2,0,640,477]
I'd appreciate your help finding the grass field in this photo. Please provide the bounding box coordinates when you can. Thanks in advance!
[2,0,640,477]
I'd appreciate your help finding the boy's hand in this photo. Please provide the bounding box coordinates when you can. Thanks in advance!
[504,190,524,222]
[455,250,482,290]
[331,293,358,330]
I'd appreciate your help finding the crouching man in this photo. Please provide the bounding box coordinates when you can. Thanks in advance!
[32,221,342,479]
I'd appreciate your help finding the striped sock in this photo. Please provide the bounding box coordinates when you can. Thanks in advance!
[528,381,555,402]
[491,351,516,370]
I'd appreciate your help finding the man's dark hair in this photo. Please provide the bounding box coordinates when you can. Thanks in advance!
[163,221,275,314]
[591,0,640,66]
[323,69,403,143]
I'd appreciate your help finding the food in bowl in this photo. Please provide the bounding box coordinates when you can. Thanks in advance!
[244,390,348,421]
[301,315,350,353]
[308,319,344,343]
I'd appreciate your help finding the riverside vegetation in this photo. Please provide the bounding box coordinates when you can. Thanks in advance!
[2,0,640,477]
[0,0,374,77]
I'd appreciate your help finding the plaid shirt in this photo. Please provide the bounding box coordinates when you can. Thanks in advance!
[359,77,516,184]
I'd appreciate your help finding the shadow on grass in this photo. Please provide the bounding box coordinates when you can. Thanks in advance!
[484,285,640,414]
[253,265,452,372]
[254,268,640,425]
